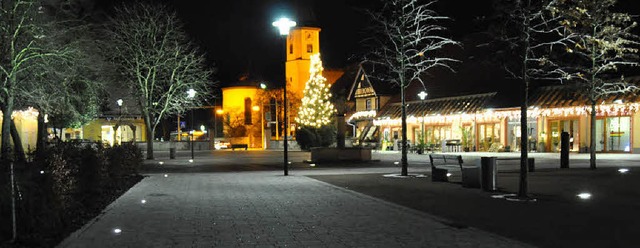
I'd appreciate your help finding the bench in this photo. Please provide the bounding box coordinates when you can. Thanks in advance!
[428,154,463,182]
[231,144,248,150]
[429,154,480,187]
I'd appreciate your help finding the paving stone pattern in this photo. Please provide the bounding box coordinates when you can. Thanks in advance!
[58,172,532,247]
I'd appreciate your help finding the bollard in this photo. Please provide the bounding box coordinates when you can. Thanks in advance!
[528,157,535,172]
[169,148,176,159]
[481,157,497,191]
[560,132,570,168]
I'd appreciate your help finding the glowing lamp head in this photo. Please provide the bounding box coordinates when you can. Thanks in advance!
[164,174,168,178]
[418,91,428,100]
[141,199,146,204]
[216,109,224,115]
[577,192,592,200]
[310,163,316,167]
[618,168,629,174]
[116,99,123,107]
[113,228,122,234]
[252,106,260,112]
[187,88,197,98]
[158,161,164,165]
[272,17,296,35]
[188,159,194,163]
[260,83,267,89]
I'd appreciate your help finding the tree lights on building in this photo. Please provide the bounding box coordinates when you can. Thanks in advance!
[295,54,335,128]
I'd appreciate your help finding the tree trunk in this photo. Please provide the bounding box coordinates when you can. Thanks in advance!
[1,96,14,163]
[518,81,529,198]
[589,102,597,169]
[400,81,408,176]
[146,126,154,160]
[36,110,47,153]
[10,119,26,163]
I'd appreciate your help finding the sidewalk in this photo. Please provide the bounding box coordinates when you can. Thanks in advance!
[57,172,531,247]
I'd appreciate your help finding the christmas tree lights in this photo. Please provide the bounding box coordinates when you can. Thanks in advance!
[295,54,335,128]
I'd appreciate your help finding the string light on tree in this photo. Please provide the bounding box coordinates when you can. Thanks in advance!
[295,53,335,128]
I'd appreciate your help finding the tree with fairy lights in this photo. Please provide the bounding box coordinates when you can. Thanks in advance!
[295,54,336,150]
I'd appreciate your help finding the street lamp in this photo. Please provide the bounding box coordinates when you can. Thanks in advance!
[187,88,196,161]
[418,91,428,153]
[273,17,296,176]
[116,99,123,145]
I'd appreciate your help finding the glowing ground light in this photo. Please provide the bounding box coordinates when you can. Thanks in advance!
[113,228,122,234]
[141,199,146,204]
[288,161,292,165]
[164,174,168,178]
[618,168,629,174]
[188,159,194,163]
[577,193,592,200]
[40,170,45,174]
[394,162,400,165]
[310,164,316,167]
[159,161,164,165]
[446,173,452,177]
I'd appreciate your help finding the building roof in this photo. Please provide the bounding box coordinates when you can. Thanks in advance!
[529,77,640,108]
[376,92,497,119]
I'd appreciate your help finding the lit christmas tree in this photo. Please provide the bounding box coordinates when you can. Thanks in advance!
[296,53,335,128]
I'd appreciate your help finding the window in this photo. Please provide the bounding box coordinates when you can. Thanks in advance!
[307,44,313,53]
[244,98,252,125]
[289,44,293,54]
[365,99,372,110]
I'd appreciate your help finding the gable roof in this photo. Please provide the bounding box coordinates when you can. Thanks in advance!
[346,63,397,100]
[376,92,497,119]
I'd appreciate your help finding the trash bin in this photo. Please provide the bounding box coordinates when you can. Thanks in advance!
[169,148,176,159]
[481,156,497,191]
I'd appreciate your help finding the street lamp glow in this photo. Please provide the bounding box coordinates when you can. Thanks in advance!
[272,17,296,35]
[216,109,224,115]
[260,83,267,89]
[418,91,428,100]
[618,168,629,174]
[158,161,164,165]
[116,98,123,107]
[141,199,146,204]
[187,88,197,98]
[577,192,592,200]
[252,105,260,112]
[188,159,194,163]
[40,170,44,174]
[164,174,168,178]
[113,228,122,234]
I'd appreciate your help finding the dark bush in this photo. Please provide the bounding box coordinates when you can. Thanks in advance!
[317,125,336,147]
[0,141,143,246]
[295,127,316,151]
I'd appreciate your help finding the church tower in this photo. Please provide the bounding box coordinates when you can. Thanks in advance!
[285,27,321,99]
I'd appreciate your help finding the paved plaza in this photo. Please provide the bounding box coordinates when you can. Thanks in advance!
[57,150,640,247]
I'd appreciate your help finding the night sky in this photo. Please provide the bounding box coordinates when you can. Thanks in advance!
[93,0,639,99]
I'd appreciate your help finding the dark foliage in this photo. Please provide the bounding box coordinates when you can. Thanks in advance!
[295,126,337,151]
[0,141,143,247]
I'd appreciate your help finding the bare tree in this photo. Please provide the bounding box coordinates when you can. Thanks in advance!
[549,0,639,169]
[490,0,576,198]
[365,0,459,176]
[105,2,214,159]
[1,0,79,162]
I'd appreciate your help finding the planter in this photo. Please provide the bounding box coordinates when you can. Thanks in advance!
[310,147,372,162]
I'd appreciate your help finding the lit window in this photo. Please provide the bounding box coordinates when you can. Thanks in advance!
[244,98,252,125]
[307,44,313,53]
[366,99,372,110]
[289,44,293,54]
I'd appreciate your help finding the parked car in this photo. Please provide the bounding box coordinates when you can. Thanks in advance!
[214,140,230,149]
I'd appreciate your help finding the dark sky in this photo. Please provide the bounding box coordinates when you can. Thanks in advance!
[96,0,638,96]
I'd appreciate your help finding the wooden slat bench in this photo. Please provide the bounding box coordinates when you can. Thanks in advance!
[429,154,480,187]
[428,154,463,182]
[231,144,248,150]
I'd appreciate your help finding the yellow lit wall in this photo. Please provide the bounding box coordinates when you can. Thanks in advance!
[222,86,258,115]
[633,111,640,153]
[0,108,38,153]
[83,118,146,145]
[286,27,321,99]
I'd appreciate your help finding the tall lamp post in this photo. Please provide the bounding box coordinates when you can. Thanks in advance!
[417,91,427,152]
[273,17,296,176]
[187,88,197,161]
[116,98,123,145]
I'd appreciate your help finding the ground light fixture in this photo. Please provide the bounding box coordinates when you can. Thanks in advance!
[158,161,164,165]
[40,170,44,174]
[141,199,146,204]
[164,174,168,178]
[113,228,122,234]
[394,161,400,165]
[446,173,452,177]
[189,159,194,163]
[310,163,316,167]
[618,168,629,174]
[577,192,592,200]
